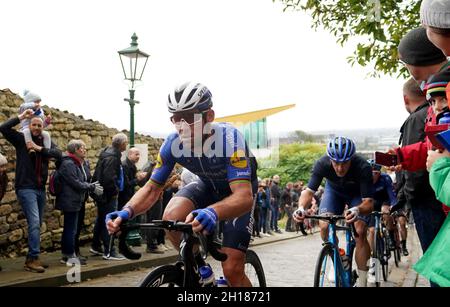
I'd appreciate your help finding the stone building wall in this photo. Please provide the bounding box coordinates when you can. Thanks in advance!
[0,89,164,258]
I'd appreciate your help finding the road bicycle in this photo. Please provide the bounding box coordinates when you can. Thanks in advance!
[305,214,358,287]
[117,220,266,287]
[369,211,391,286]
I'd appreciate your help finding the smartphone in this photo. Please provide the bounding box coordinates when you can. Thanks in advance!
[374,151,398,167]
[425,124,450,150]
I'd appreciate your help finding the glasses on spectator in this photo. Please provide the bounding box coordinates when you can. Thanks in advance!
[170,111,207,125]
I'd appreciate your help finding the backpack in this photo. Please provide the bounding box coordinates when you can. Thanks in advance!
[49,169,61,196]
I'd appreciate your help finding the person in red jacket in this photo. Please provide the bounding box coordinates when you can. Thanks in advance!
[393,28,449,172]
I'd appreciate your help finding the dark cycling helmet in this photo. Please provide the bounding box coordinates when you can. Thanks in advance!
[167,82,213,113]
[367,159,382,171]
[326,137,356,163]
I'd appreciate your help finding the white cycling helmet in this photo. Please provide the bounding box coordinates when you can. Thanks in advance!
[167,82,213,113]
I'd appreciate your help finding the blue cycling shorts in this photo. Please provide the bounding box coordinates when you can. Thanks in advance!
[175,178,256,253]
[319,182,370,224]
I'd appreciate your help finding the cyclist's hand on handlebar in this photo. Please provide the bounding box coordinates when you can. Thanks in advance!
[186,207,218,235]
[345,207,360,224]
[293,208,306,222]
[105,210,130,234]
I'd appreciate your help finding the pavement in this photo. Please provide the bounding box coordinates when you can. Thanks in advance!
[0,225,427,287]
[0,230,307,287]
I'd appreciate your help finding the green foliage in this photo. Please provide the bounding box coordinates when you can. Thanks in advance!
[258,142,326,185]
[274,0,421,78]
[290,130,326,143]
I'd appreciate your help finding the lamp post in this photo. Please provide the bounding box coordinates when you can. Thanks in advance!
[118,32,150,147]
[118,33,149,246]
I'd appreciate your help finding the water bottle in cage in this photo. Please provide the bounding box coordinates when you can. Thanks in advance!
[199,265,216,287]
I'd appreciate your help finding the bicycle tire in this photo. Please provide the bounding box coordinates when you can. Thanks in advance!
[380,233,389,282]
[245,249,266,287]
[373,231,381,287]
[394,246,401,267]
[139,264,184,287]
[314,245,342,287]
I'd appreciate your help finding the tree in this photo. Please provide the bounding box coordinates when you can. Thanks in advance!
[258,143,326,184]
[275,0,421,77]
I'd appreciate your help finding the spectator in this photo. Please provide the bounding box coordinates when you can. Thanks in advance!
[90,133,128,260]
[281,182,293,231]
[56,140,103,266]
[0,153,7,272]
[0,109,62,273]
[270,175,282,233]
[118,148,147,210]
[19,90,52,153]
[253,181,263,238]
[259,180,271,236]
[414,98,450,287]
[394,30,448,277]
[74,155,92,260]
[421,0,450,56]
[0,153,7,202]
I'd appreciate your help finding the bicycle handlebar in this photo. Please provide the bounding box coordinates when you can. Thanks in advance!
[117,220,227,262]
[303,215,359,238]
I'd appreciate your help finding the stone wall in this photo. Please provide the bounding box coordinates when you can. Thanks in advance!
[0,89,164,258]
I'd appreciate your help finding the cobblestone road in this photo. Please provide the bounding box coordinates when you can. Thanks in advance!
[68,231,415,287]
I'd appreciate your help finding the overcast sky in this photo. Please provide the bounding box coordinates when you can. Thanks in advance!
[1,0,409,138]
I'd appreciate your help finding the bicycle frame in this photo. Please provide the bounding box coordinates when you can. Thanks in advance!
[320,221,356,287]
[373,213,382,283]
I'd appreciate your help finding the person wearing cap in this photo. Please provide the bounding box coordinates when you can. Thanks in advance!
[394,28,449,172]
[408,70,450,287]
[19,90,52,153]
[391,31,449,286]
[416,74,450,285]
[421,0,450,56]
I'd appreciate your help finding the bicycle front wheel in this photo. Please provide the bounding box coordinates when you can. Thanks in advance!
[139,265,184,287]
[245,249,266,287]
[380,233,389,282]
[314,245,342,287]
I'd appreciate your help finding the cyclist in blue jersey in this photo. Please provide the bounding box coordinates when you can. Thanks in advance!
[366,160,398,283]
[293,137,374,287]
[106,82,257,287]
[367,160,397,250]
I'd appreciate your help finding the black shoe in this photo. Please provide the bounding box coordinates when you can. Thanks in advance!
[76,253,88,261]
[402,248,409,256]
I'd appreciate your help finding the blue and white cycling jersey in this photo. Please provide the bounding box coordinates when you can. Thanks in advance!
[149,122,256,195]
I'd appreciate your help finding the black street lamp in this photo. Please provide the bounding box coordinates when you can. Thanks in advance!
[118,33,149,147]
[118,33,149,246]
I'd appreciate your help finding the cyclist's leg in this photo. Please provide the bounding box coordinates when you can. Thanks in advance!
[349,197,370,287]
[382,205,395,231]
[162,197,195,249]
[162,179,208,249]
[221,210,253,287]
[382,204,396,249]
[396,210,409,255]
[318,183,344,241]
